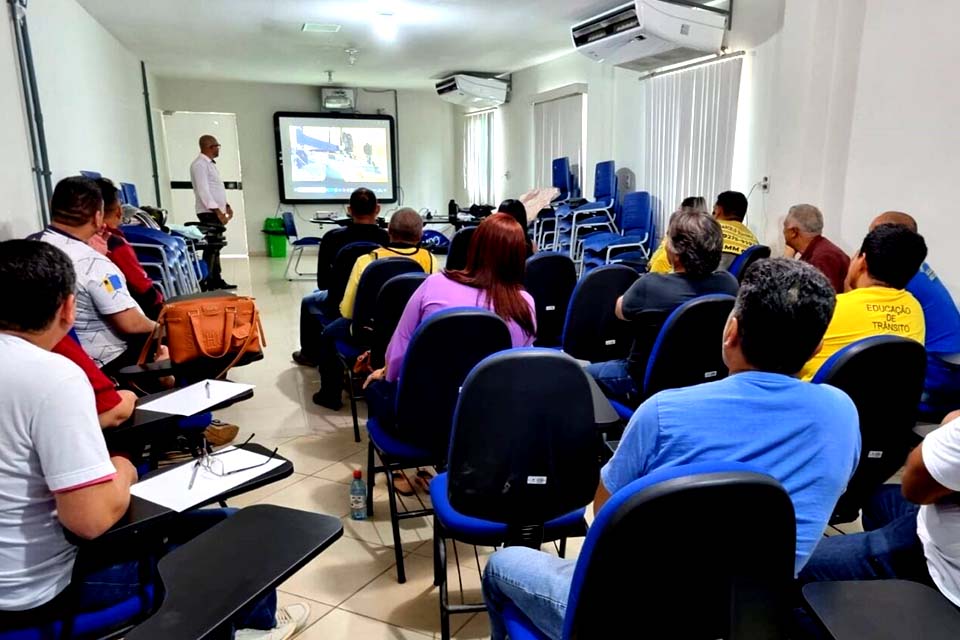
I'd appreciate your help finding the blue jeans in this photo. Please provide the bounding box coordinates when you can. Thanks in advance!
[299,290,330,361]
[798,484,932,585]
[482,547,577,640]
[584,359,638,406]
[73,508,276,634]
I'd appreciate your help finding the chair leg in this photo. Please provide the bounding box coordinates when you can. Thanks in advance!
[349,372,361,443]
[385,467,406,583]
[284,247,298,281]
[436,519,450,639]
[558,537,567,559]
[366,442,375,517]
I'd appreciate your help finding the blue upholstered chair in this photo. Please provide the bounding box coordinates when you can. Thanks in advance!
[523,252,577,348]
[580,191,655,274]
[365,309,512,584]
[554,161,617,257]
[280,211,322,280]
[119,183,140,208]
[431,349,600,638]
[811,335,926,524]
[500,461,796,640]
[727,244,771,282]
[444,226,476,272]
[560,264,637,364]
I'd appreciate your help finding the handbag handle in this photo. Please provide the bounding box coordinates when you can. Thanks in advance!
[137,307,167,365]
[188,306,237,359]
[212,307,264,379]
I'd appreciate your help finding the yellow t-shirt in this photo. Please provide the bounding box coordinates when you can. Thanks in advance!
[799,286,925,381]
[648,243,671,274]
[340,246,437,319]
[718,219,758,256]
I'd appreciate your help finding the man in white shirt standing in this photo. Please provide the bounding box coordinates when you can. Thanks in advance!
[190,134,237,290]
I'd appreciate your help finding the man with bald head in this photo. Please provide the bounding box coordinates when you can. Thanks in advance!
[783,204,850,292]
[872,211,960,414]
[190,134,235,289]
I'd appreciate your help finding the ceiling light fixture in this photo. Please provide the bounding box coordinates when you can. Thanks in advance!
[302,23,341,33]
[373,11,398,42]
[345,48,359,66]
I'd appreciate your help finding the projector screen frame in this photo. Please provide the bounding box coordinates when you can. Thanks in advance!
[273,110,399,205]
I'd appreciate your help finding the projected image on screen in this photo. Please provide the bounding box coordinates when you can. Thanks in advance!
[274,112,397,204]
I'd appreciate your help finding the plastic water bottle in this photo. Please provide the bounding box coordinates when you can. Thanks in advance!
[350,469,367,520]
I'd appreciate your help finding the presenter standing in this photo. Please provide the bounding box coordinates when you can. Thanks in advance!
[190,134,236,290]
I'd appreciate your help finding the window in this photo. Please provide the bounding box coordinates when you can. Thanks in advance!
[639,56,743,230]
[463,109,496,205]
[533,92,586,192]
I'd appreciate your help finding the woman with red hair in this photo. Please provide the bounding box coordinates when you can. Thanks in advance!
[365,213,537,492]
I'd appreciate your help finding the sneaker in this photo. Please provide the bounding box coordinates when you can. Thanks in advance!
[291,350,317,367]
[204,421,239,446]
[235,602,310,640]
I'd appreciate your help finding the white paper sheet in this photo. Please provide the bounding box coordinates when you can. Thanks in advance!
[130,446,285,512]
[137,379,255,416]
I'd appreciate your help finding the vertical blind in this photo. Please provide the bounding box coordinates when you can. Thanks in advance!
[463,109,496,205]
[533,93,585,191]
[639,56,743,233]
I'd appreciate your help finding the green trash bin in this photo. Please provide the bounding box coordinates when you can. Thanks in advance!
[263,218,287,258]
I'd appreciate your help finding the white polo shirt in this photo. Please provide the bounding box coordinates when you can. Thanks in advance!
[918,416,960,606]
[190,154,227,214]
[0,334,116,610]
[39,227,140,366]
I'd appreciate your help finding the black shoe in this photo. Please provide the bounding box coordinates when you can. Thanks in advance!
[312,390,343,411]
[292,350,317,367]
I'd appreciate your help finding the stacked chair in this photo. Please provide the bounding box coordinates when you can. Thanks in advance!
[552,161,618,260]
[121,224,202,297]
[534,157,582,250]
[578,191,655,275]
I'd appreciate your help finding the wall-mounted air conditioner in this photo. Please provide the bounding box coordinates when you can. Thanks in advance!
[435,74,509,110]
[571,0,730,72]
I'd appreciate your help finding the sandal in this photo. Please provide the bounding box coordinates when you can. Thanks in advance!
[413,468,434,491]
[391,471,415,497]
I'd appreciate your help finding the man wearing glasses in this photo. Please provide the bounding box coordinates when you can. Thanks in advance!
[190,134,237,290]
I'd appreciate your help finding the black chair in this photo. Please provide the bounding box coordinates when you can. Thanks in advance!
[502,462,796,640]
[322,241,381,318]
[314,226,349,290]
[336,259,426,441]
[812,335,927,524]
[728,244,771,282]
[370,273,429,369]
[524,252,577,347]
[561,264,638,363]
[802,580,960,640]
[445,226,476,271]
[431,349,600,638]
[365,309,512,583]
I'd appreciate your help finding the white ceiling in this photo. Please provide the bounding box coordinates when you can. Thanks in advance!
[77,0,618,89]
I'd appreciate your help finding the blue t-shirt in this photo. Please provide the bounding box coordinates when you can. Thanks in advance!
[602,371,861,574]
[908,262,960,353]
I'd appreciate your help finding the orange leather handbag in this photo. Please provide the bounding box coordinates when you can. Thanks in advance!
[138,295,266,378]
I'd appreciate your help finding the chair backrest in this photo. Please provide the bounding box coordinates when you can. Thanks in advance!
[120,183,140,208]
[812,335,927,523]
[562,264,638,363]
[552,157,572,201]
[394,309,512,459]
[728,245,772,282]
[618,191,653,237]
[445,226,476,271]
[594,160,616,203]
[643,294,737,398]
[370,272,428,368]
[352,258,425,344]
[281,212,298,239]
[323,241,381,317]
[80,170,102,179]
[562,462,795,640]
[524,252,577,348]
[446,349,600,525]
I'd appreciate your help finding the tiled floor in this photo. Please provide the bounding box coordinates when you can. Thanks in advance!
[211,256,525,639]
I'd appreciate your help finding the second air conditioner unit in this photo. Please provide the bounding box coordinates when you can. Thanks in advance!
[435,74,509,110]
[571,0,730,72]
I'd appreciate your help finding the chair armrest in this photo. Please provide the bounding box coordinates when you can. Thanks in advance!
[932,352,960,370]
[125,505,343,640]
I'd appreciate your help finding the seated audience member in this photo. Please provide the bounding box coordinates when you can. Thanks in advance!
[713,190,758,270]
[52,333,137,428]
[498,199,535,256]
[339,208,437,320]
[310,208,436,409]
[782,203,850,292]
[585,210,739,405]
[800,408,960,606]
[482,259,860,640]
[37,177,158,376]
[871,211,960,411]
[649,195,727,273]
[363,212,537,421]
[800,223,928,380]
[90,178,164,319]
[292,187,389,367]
[0,240,307,638]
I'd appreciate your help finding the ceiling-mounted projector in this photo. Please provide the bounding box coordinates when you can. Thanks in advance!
[321,87,356,111]
[435,74,509,110]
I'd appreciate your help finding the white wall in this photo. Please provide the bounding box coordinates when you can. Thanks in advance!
[0,15,40,239]
[154,78,456,252]
[28,0,154,201]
